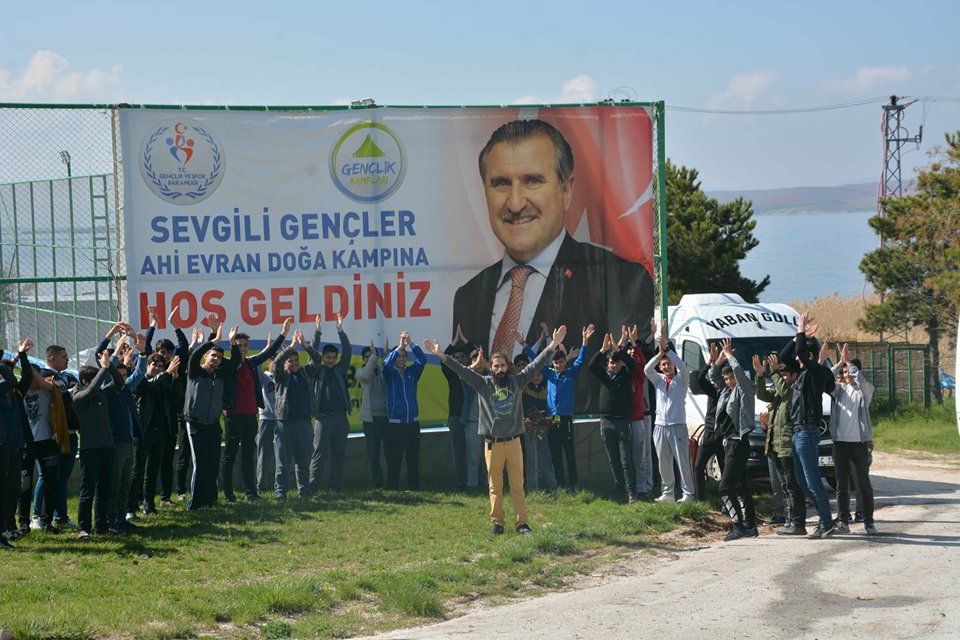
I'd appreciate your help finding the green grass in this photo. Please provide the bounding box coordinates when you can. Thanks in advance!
[0,488,710,639]
[873,396,960,455]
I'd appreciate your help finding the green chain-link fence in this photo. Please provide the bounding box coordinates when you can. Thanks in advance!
[0,104,126,367]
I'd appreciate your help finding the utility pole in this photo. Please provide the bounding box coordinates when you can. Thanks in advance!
[877,95,922,343]
[878,95,922,245]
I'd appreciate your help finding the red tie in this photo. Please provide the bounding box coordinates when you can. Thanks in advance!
[492,266,534,356]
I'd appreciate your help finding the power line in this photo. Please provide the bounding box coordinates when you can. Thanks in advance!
[666,95,960,115]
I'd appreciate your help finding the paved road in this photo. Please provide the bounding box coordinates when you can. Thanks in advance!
[363,452,960,640]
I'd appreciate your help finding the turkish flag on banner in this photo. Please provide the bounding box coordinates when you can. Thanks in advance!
[538,107,655,278]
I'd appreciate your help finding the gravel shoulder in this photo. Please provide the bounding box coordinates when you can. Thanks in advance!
[362,451,960,640]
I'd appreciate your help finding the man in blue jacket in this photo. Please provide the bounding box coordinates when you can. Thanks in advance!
[382,331,427,490]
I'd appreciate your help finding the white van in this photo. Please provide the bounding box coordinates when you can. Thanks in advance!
[663,293,836,484]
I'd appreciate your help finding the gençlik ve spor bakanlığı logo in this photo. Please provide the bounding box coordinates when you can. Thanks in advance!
[140,121,225,205]
[330,122,406,203]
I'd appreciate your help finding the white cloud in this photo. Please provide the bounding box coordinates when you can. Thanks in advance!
[706,71,777,109]
[0,51,121,101]
[824,66,911,92]
[512,74,599,105]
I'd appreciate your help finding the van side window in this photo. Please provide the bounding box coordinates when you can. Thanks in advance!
[682,341,705,372]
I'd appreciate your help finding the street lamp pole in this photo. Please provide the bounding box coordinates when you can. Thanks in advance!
[60,150,72,178]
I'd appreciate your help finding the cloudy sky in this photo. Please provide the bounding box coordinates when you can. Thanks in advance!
[4,0,958,190]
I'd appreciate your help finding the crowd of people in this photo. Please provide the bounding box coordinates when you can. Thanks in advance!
[0,309,878,545]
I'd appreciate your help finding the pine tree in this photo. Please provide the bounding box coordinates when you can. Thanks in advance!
[859,132,960,405]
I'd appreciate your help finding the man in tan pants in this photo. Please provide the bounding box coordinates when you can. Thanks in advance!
[423,326,568,534]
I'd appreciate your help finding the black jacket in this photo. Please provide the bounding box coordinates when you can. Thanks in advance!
[779,332,835,427]
[588,348,635,419]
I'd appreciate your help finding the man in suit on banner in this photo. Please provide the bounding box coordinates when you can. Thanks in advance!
[452,118,655,413]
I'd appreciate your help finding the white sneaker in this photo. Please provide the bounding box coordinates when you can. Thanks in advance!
[30,516,42,530]
[56,518,78,529]
[678,495,696,503]
[654,493,676,503]
[125,512,139,522]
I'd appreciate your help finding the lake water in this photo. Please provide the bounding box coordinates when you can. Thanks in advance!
[740,209,878,303]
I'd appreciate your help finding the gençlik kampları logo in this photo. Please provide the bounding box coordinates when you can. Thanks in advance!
[140,121,224,205]
[330,122,406,203]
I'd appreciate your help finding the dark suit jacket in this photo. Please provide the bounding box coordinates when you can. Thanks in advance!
[452,233,655,413]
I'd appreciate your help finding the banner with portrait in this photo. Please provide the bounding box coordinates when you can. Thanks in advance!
[119,105,657,424]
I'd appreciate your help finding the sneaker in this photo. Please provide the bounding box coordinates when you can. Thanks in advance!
[30,516,42,530]
[40,524,62,535]
[777,524,808,536]
[654,493,676,503]
[678,495,696,503]
[106,527,123,536]
[516,524,533,534]
[807,523,835,539]
[492,523,505,535]
[176,493,187,502]
[224,494,237,503]
[744,525,760,538]
[724,525,747,541]
[55,518,78,529]
[627,492,638,504]
[864,523,879,536]
[160,500,174,508]
[833,520,851,535]
[853,511,864,524]
[77,530,90,540]
[0,536,14,549]
[125,512,139,522]
[141,506,158,516]
[764,516,787,526]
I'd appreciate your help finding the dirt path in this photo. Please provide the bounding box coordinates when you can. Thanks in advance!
[362,452,960,639]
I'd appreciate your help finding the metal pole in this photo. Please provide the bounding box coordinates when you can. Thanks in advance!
[656,100,668,328]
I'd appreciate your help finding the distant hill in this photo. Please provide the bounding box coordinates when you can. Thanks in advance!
[707,182,897,215]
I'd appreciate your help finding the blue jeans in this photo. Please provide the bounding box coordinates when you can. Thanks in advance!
[791,429,832,528]
[35,433,78,522]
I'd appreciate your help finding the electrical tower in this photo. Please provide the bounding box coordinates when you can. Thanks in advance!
[878,95,923,245]
[877,95,923,342]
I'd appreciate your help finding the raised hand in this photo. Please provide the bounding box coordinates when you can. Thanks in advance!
[281,317,293,336]
[17,337,34,354]
[818,340,830,364]
[767,354,780,371]
[148,307,160,327]
[471,346,486,370]
[628,324,639,344]
[539,322,550,343]
[168,306,180,326]
[167,355,181,376]
[656,332,669,353]
[98,349,111,368]
[135,332,146,353]
[752,354,765,376]
[421,339,442,356]
[115,341,131,361]
[601,332,613,354]
[228,324,240,343]
[400,331,411,348]
[294,328,306,347]
[549,325,567,349]
[106,322,126,339]
[513,330,526,347]
[203,313,221,337]
[840,343,851,364]
[582,324,596,345]
[336,313,344,333]
[455,323,467,345]
[191,326,203,346]
[314,314,322,332]
[709,342,720,365]
[721,338,735,359]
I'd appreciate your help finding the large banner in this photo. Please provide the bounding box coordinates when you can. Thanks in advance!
[120,105,656,424]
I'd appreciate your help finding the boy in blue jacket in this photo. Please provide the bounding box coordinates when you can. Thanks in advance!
[382,331,427,490]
